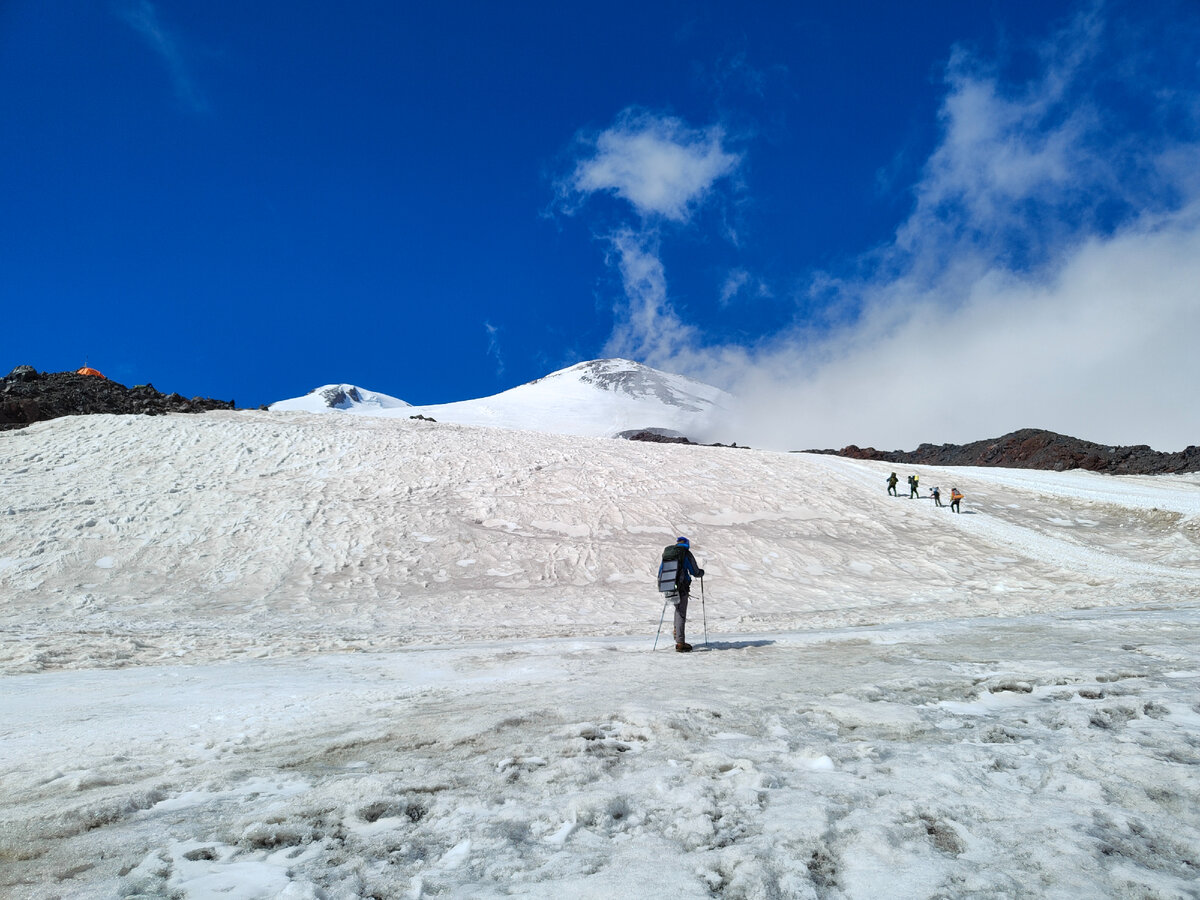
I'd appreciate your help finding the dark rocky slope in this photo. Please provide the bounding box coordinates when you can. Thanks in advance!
[1,365,236,431]
[803,428,1200,475]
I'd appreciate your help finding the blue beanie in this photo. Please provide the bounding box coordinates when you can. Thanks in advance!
[676,536,689,547]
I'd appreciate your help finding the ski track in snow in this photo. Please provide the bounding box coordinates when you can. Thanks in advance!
[2,411,1199,898]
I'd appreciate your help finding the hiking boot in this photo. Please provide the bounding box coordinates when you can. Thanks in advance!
[675,642,692,653]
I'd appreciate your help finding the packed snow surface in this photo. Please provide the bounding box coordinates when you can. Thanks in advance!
[2,410,1199,899]
[269,359,732,440]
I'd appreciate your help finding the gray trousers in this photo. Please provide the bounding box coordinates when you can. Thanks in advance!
[673,584,690,644]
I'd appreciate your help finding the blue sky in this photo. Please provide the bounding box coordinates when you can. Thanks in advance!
[3,1,1198,449]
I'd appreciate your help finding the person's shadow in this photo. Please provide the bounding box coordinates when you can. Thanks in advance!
[701,639,775,651]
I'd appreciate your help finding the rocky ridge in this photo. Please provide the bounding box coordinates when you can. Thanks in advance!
[805,427,1200,475]
[5,365,1196,474]
[1,365,237,431]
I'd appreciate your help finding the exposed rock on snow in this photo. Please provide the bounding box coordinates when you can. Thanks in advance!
[810,427,1200,474]
[619,428,749,448]
[0,365,236,430]
[545,357,719,412]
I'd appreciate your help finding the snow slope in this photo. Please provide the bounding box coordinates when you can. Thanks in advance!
[2,411,1199,898]
[270,358,733,440]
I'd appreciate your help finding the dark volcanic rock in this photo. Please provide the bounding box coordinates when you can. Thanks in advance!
[803,428,1200,475]
[1,366,237,431]
[621,429,749,449]
[623,429,695,445]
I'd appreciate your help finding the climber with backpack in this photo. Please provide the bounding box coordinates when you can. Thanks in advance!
[657,536,705,652]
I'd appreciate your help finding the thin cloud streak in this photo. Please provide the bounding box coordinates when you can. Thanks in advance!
[719,269,750,306]
[485,322,505,379]
[118,1,206,112]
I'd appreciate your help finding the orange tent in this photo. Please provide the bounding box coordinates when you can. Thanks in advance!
[77,366,106,378]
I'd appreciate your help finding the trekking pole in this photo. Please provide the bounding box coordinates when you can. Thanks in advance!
[700,576,708,648]
[652,596,670,651]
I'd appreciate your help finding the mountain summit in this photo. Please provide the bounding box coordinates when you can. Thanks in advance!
[529,358,727,414]
[269,359,731,440]
[269,384,411,414]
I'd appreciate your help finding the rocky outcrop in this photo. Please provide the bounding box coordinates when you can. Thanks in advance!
[1,366,236,431]
[803,428,1200,475]
[320,385,364,409]
[622,429,749,449]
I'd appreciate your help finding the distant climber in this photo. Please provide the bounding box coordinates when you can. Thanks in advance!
[931,486,943,507]
[950,487,963,513]
[909,474,920,499]
[887,472,898,496]
[660,537,704,652]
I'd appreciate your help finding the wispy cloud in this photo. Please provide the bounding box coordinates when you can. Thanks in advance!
[117,1,206,112]
[599,228,703,366]
[561,108,741,369]
[718,269,750,306]
[729,207,1200,451]
[687,8,1200,452]
[718,267,771,307]
[555,11,1198,451]
[889,11,1109,277]
[484,322,505,379]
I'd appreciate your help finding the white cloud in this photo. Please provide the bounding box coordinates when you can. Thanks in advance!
[601,229,701,366]
[561,109,740,372]
[567,109,740,222]
[892,23,1105,270]
[726,204,1200,451]
[118,1,206,112]
[558,14,1199,453]
[680,10,1200,453]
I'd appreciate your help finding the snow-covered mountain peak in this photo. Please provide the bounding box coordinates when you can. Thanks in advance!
[268,384,411,413]
[270,359,732,440]
[535,358,728,413]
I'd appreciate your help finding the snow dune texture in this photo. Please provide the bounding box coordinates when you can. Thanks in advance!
[2,411,1199,898]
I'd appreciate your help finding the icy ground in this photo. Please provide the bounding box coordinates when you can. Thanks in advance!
[2,411,1199,898]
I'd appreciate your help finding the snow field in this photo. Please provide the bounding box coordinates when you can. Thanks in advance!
[2,410,1200,897]
[2,613,1199,898]
[2,412,1197,673]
